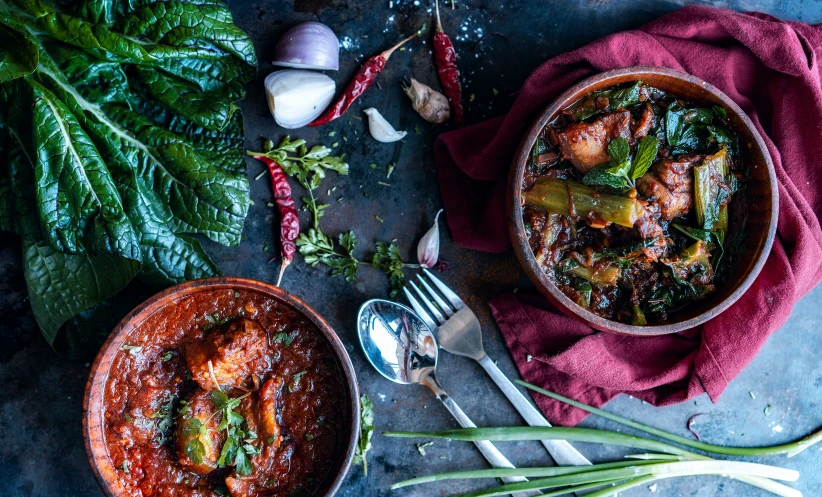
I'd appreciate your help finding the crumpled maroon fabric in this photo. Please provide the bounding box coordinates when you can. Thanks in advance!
[434,6,822,425]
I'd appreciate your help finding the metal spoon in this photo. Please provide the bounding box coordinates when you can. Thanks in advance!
[357,299,539,497]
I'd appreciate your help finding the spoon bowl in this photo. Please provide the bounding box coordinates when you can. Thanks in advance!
[357,299,438,386]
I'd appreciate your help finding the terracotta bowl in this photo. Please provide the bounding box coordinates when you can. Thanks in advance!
[507,67,778,335]
[83,277,360,497]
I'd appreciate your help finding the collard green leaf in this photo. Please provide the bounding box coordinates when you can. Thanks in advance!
[29,78,142,260]
[23,238,140,345]
[0,11,38,82]
[1,0,255,354]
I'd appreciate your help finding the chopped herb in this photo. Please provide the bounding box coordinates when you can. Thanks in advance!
[266,435,278,444]
[369,163,378,169]
[349,114,363,121]
[266,202,275,208]
[328,131,337,137]
[386,162,396,178]
[162,350,174,362]
[469,93,475,102]
[125,412,133,423]
[292,370,308,389]
[210,389,256,476]
[262,242,269,252]
[332,142,339,148]
[273,332,294,347]
[204,314,216,324]
[492,88,499,96]
[353,395,375,475]
[305,433,315,441]
[414,124,422,136]
[416,441,433,456]
[765,405,772,416]
[342,136,348,142]
[749,391,756,400]
[377,181,392,187]
[375,215,384,223]
[121,460,130,473]
[234,291,241,298]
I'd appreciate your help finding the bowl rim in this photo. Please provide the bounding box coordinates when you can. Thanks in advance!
[82,276,360,497]
[507,66,779,336]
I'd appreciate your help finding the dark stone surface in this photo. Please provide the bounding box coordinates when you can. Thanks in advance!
[1,1,820,496]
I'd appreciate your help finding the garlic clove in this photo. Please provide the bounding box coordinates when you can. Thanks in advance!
[404,78,450,124]
[364,107,407,143]
[417,209,444,268]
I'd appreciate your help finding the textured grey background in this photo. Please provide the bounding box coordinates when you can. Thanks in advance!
[1,1,821,496]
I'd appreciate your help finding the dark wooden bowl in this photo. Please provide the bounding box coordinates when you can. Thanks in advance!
[507,67,778,336]
[83,277,360,497]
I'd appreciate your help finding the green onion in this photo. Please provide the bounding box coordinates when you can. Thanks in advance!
[391,459,659,489]
[384,426,704,458]
[516,381,822,458]
[453,461,798,497]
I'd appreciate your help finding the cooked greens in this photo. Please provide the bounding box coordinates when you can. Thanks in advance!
[0,0,256,355]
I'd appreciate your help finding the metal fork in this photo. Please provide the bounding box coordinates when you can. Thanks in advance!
[404,269,592,467]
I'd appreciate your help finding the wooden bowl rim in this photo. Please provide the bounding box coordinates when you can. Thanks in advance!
[83,277,360,497]
[507,66,779,336]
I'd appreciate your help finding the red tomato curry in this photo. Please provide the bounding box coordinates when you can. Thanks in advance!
[102,288,346,497]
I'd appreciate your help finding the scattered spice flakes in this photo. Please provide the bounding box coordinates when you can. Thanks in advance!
[375,215,384,223]
[386,162,396,178]
[469,93,475,102]
[764,405,772,416]
[332,142,339,148]
[377,181,391,187]
[492,88,499,96]
[415,441,433,456]
[328,131,337,137]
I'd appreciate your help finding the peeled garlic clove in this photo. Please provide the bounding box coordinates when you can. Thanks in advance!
[404,78,450,124]
[417,209,444,268]
[364,108,407,143]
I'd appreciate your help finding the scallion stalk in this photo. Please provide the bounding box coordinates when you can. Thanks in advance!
[453,461,799,497]
[523,177,644,228]
[384,426,704,459]
[516,380,822,458]
[390,459,659,489]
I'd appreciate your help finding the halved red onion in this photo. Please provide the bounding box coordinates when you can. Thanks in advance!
[272,22,340,71]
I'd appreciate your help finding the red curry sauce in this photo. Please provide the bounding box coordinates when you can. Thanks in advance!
[102,288,345,497]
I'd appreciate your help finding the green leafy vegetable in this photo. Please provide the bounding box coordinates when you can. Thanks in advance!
[581,164,629,189]
[630,136,660,180]
[572,81,642,121]
[353,394,375,475]
[0,0,256,357]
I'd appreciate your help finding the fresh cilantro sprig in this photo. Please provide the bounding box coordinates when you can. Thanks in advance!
[297,230,417,298]
[211,389,256,476]
[353,394,375,475]
[250,136,419,298]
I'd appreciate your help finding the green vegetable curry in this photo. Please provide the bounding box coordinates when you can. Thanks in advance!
[522,81,742,324]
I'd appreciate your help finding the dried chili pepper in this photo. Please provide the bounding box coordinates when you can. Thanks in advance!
[309,32,419,127]
[433,0,464,125]
[252,155,299,286]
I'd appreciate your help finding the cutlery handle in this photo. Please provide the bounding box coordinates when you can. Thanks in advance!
[478,355,592,467]
[423,376,542,497]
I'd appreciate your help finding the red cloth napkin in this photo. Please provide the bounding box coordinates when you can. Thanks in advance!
[435,6,822,425]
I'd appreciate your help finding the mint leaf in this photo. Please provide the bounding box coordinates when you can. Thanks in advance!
[581,164,629,189]
[630,136,660,180]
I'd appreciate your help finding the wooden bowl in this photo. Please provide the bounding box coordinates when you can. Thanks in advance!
[507,67,778,335]
[83,277,360,497]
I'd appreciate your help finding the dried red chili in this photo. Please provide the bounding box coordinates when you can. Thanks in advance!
[252,155,299,286]
[433,0,464,125]
[309,32,418,127]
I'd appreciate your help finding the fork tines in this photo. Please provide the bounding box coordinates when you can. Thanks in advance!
[403,269,465,329]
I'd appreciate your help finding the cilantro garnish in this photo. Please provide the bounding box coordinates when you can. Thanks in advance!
[352,394,375,475]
